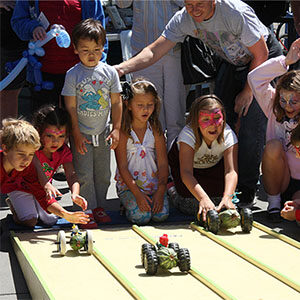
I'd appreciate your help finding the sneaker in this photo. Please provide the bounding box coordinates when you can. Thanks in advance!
[92,207,111,223]
[80,213,98,229]
[236,186,256,209]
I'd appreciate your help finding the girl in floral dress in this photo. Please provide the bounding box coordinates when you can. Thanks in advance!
[114,79,169,225]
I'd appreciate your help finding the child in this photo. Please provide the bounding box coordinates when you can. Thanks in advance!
[248,38,300,222]
[62,18,122,219]
[168,95,238,222]
[291,124,300,159]
[11,0,108,111]
[0,118,89,227]
[32,104,87,212]
[114,79,169,225]
[281,124,300,224]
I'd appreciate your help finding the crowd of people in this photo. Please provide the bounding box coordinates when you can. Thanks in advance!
[1,0,300,228]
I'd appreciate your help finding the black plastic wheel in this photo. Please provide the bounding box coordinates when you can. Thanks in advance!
[144,249,159,275]
[168,242,180,252]
[141,243,155,266]
[177,248,191,272]
[240,208,253,233]
[206,210,220,234]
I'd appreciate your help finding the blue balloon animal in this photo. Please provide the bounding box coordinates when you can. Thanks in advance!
[0,24,70,91]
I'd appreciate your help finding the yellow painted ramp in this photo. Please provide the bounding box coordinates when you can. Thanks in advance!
[11,223,300,300]
[138,225,300,300]
[11,230,133,300]
[92,227,221,300]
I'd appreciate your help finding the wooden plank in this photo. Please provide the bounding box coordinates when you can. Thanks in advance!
[11,230,133,300]
[92,227,222,300]
[140,224,300,300]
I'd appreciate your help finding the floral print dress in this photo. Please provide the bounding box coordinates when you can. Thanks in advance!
[115,123,158,195]
[115,123,169,225]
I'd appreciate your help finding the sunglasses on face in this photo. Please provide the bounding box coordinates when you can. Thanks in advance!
[198,109,224,129]
[279,96,300,108]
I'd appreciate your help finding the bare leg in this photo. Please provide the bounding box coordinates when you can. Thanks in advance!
[0,88,21,122]
[262,139,290,195]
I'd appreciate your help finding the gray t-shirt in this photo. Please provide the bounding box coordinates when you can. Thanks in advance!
[163,0,269,66]
[62,62,122,135]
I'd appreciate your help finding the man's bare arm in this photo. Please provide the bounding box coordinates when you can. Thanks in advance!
[114,36,176,77]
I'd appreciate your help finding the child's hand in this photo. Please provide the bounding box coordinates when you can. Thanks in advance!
[197,196,216,222]
[216,196,236,212]
[281,205,296,221]
[44,182,62,199]
[72,194,88,211]
[152,191,164,214]
[285,38,300,66]
[284,200,300,209]
[107,128,120,150]
[136,192,152,212]
[74,133,91,155]
[33,26,47,41]
[64,211,90,224]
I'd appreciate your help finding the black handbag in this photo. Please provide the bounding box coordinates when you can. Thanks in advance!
[181,35,219,85]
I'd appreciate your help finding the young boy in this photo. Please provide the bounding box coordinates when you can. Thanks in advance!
[0,118,90,227]
[62,19,122,219]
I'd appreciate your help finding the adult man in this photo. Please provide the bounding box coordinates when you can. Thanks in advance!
[115,0,282,207]
[115,0,185,150]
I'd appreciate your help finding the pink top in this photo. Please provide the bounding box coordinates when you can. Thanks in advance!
[248,55,300,179]
[35,144,73,180]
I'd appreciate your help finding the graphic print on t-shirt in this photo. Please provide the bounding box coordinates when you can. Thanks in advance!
[77,76,109,115]
[196,29,252,66]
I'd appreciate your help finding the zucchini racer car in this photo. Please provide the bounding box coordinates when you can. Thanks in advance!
[141,234,191,275]
[56,225,93,256]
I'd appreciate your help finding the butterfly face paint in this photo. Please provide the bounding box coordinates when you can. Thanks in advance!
[44,128,66,135]
[198,109,224,129]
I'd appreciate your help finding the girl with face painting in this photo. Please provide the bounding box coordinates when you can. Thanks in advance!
[168,94,238,222]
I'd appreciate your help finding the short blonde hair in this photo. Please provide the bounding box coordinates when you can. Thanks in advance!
[0,118,41,151]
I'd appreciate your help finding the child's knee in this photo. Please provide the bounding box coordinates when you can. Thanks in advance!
[15,216,38,228]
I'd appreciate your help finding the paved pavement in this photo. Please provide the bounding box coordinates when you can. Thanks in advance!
[1,88,299,299]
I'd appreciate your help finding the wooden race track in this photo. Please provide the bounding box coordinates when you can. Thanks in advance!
[11,223,300,300]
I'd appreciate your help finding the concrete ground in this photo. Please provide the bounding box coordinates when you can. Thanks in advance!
[1,88,299,299]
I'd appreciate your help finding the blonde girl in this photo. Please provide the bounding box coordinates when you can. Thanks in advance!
[115,79,169,225]
[168,95,238,221]
[248,38,300,222]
